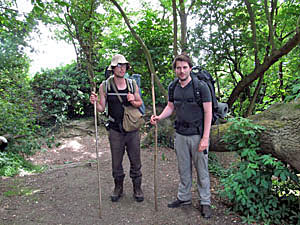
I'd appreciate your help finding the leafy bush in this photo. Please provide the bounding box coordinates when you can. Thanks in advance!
[285,78,300,102]
[219,117,300,224]
[31,63,93,126]
[208,152,231,179]
[0,54,43,155]
[0,59,48,176]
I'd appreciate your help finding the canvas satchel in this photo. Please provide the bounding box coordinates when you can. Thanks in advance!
[110,78,144,132]
[123,105,144,132]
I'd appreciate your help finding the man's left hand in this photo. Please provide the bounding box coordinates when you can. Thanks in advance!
[127,93,135,102]
[198,137,209,152]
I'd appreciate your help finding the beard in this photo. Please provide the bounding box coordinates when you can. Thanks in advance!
[178,74,189,82]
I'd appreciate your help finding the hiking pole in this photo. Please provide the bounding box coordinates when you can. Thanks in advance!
[151,73,158,211]
[93,87,102,218]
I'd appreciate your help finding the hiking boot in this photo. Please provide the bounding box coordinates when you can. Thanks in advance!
[111,177,124,202]
[133,177,144,202]
[201,205,212,219]
[167,198,192,208]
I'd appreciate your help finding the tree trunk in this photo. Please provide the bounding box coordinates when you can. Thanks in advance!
[210,99,300,172]
[178,0,188,53]
[245,74,264,117]
[172,0,178,57]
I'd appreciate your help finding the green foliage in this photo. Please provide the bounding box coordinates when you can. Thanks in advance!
[4,187,35,197]
[97,6,174,107]
[0,0,53,177]
[38,0,109,86]
[0,77,42,156]
[285,78,300,102]
[208,152,231,179]
[190,0,300,116]
[0,56,46,176]
[0,1,43,156]
[130,10,173,106]
[0,151,45,177]
[220,117,300,224]
[31,63,92,126]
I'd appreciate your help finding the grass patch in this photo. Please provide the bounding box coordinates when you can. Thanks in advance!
[3,186,41,197]
[0,152,47,177]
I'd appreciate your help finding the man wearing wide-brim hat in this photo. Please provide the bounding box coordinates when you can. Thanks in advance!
[107,54,131,71]
[90,54,144,202]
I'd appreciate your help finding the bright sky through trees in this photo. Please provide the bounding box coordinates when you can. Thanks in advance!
[18,0,160,75]
[27,23,76,75]
[15,0,76,75]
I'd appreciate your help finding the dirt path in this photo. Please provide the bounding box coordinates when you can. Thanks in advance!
[0,119,243,225]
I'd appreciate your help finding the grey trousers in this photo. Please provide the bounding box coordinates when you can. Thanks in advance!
[175,132,211,205]
[108,129,142,180]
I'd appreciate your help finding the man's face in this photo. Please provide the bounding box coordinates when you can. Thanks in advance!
[113,63,127,78]
[175,61,192,82]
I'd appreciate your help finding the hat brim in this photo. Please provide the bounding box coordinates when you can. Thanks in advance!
[108,63,131,71]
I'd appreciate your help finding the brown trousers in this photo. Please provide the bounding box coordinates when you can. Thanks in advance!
[108,128,142,180]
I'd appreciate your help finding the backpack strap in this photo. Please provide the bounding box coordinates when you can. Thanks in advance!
[169,76,204,106]
[126,78,133,93]
[126,78,137,94]
[192,76,203,106]
[193,74,220,124]
[168,78,179,102]
[102,75,114,96]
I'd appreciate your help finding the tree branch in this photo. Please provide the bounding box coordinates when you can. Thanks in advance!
[227,30,300,108]
[109,0,168,99]
[244,0,259,65]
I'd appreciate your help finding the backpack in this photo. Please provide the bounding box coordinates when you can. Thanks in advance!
[169,66,228,125]
[128,74,146,115]
[103,75,145,115]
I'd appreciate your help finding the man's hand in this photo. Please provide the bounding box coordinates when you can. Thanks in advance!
[198,136,209,152]
[150,115,160,125]
[127,93,135,102]
[90,92,98,104]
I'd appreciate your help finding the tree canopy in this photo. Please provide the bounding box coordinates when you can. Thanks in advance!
[1,1,300,223]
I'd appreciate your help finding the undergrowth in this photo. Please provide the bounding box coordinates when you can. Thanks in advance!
[0,151,46,177]
[213,117,300,225]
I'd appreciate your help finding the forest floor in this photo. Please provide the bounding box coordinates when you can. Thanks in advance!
[0,118,245,225]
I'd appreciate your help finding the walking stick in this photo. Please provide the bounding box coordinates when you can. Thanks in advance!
[93,87,102,218]
[151,73,158,211]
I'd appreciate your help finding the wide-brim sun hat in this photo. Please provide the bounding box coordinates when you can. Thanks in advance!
[108,54,131,70]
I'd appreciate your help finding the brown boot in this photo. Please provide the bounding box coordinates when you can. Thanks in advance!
[132,177,144,202]
[111,176,124,202]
